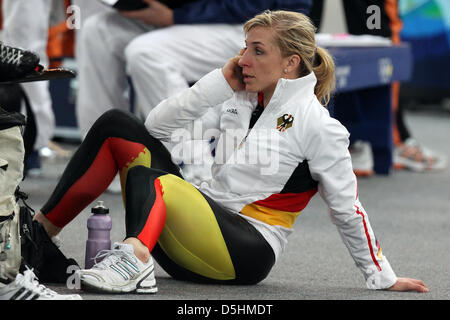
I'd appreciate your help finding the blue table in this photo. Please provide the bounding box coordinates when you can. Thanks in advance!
[326,44,413,174]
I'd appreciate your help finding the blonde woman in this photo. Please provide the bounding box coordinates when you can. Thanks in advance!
[34,10,428,294]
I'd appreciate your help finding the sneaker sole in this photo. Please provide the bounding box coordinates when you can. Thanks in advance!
[81,280,158,294]
[79,267,158,294]
[353,169,374,177]
[394,159,447,172]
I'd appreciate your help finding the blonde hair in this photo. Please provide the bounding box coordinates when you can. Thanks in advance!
[244,10,335,106]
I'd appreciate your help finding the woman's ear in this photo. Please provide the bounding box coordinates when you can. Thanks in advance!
[283,54,301,75]
[288,54,301,70]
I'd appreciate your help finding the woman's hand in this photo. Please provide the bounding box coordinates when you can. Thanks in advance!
[120,0,174,27]
[387,277,429,292]
[222,49,246,92]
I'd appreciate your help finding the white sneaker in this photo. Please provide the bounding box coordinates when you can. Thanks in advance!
[349,140,374,177]
[0,269,82,300]
[76,242,157,294]
[394,138,448,172]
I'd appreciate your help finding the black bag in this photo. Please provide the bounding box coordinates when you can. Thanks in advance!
[16,189,79,284]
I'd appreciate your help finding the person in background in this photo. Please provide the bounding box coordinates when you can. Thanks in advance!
[310,0,447,175]
[1,0,111,176]
[75,0,312,136]
[2,0,58,176]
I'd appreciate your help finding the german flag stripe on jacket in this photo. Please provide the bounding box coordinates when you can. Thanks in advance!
[241,161,318,228]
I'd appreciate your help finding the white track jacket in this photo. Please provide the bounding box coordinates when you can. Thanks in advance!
[145,68,398,290]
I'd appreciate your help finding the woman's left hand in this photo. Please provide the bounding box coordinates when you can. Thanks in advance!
[387,277,429,292]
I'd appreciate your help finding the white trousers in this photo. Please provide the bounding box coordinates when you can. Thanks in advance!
[2,0,55,150]
[71,0,113,59]
[76,10,245,137]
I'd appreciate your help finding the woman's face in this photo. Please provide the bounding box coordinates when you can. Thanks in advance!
[238,26,289,102]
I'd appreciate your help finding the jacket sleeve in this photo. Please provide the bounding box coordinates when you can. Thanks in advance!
[145,68,233,142]
[301,104,398,290]
[173,0,312,24]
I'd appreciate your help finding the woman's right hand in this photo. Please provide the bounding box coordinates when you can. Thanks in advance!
[387,277,429,293]
[222,49,246,92]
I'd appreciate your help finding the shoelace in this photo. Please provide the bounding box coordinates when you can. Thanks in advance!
[0,44,23,66]
[17,268,58,297]
[92,248,137,270]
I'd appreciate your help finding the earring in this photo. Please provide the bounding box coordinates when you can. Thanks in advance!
[284,68,288,73]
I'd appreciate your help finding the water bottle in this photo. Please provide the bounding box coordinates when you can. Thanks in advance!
[84,201,112,269]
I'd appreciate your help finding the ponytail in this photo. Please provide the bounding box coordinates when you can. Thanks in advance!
[312,47,335,106]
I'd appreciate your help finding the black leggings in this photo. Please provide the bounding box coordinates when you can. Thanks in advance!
[41,109,275,284]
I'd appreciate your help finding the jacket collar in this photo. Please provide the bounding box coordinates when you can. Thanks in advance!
[267,71,317,111]
[234,71,318,112]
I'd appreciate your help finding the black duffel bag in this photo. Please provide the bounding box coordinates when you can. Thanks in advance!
[17,188,79,284]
